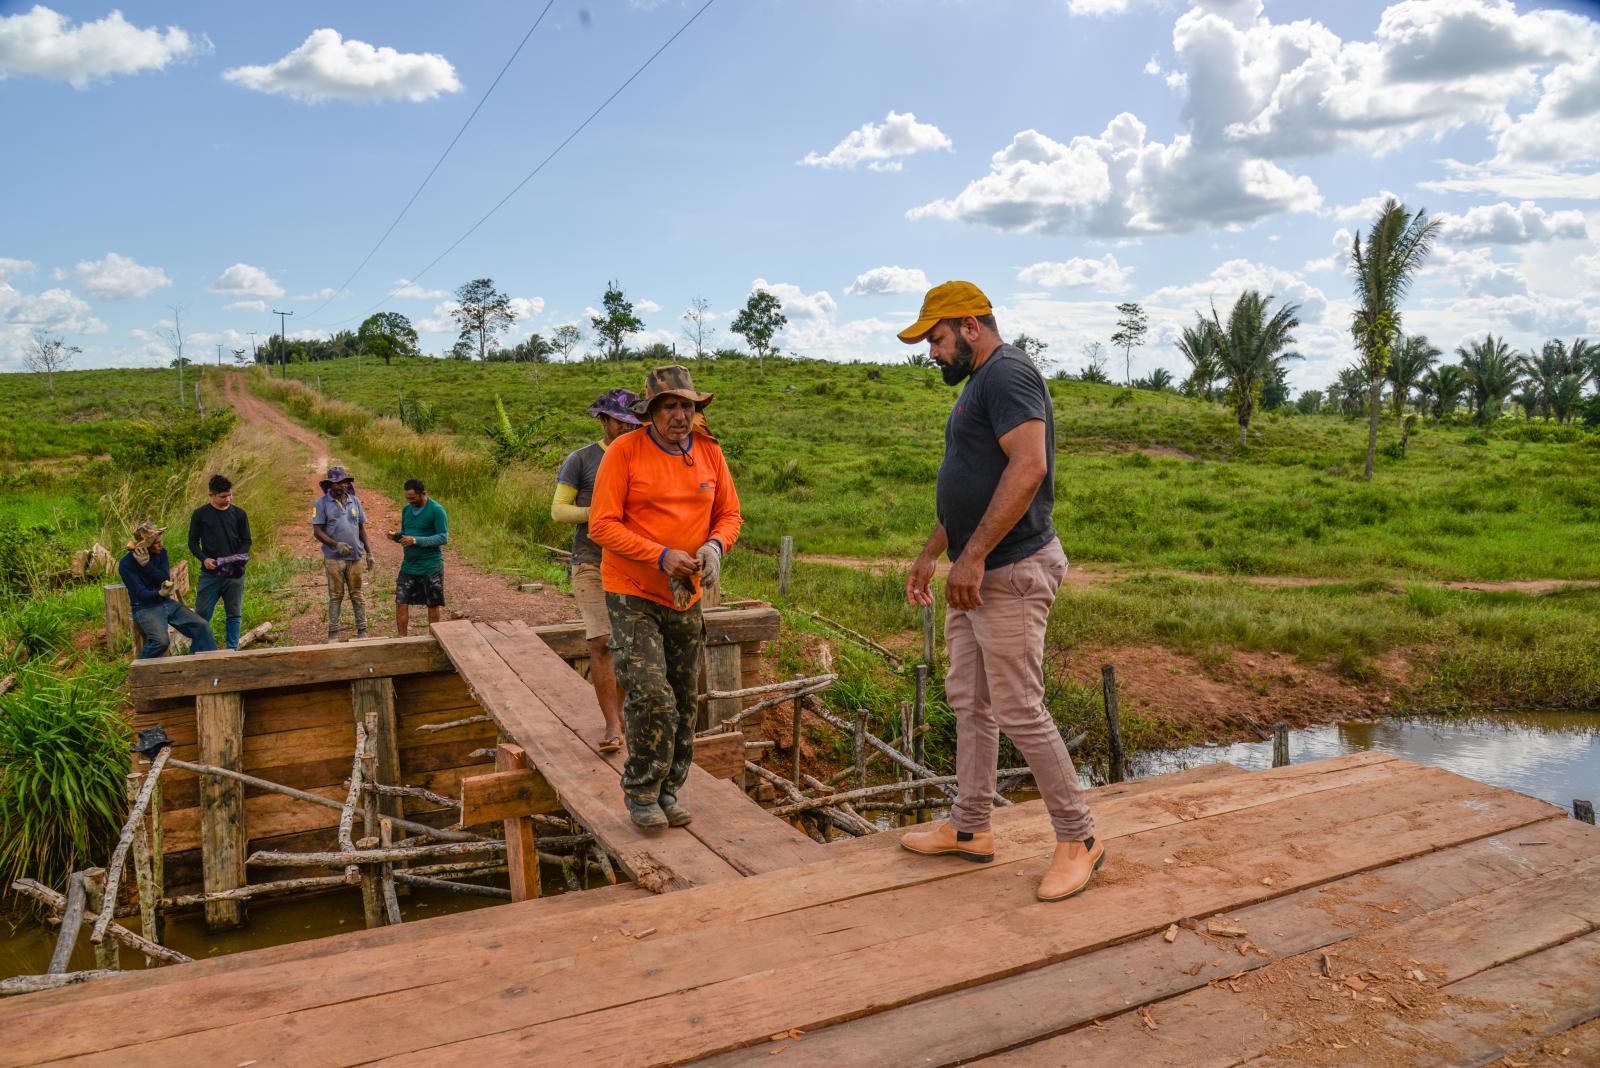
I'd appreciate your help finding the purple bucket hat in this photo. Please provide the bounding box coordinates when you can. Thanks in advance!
[319,465,356,490]
[587,388,643,426]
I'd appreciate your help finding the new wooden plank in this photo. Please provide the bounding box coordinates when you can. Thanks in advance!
[459,766,563,827]
[430,619,741,893]
[482,621,825,876]
[195,691,246,930]
[128,637,453,707]
[0,757,1429,1063]
[692,731,746,781]
[699,819,1600,1066]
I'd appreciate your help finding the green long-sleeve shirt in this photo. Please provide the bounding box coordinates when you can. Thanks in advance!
[399,498,448,575]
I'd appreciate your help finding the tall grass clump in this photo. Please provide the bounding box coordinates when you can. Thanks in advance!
[0,665,130,890]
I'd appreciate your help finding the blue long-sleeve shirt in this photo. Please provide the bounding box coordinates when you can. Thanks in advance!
[118,548,171,611]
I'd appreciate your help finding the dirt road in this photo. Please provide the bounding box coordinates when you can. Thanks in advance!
[223,374,580,645]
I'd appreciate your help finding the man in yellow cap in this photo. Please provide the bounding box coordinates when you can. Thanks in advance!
[897,281,1101,902]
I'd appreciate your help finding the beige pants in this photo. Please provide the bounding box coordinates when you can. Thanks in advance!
[323,558,367,638]
[571,563,610,640]
[945,538,1094,842]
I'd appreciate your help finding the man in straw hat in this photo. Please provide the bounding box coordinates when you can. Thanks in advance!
[118,521,219,658]
[589,365,742,829]
[896,281,1102,902]
[551,387,643,753]
[311,465,373,641]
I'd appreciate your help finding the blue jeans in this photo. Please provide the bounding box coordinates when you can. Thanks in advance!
[133,601,219,659]
[195,570,246,649]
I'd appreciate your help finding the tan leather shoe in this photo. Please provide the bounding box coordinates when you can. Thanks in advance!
[1037,836,1105,901]
[900,820,994,863]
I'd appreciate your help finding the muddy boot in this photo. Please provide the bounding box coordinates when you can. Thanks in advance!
[900,820,994,863]
[327,599,341,642]
[658,793,692,828]
[626,797,668,830]
[1037,837,1106,902]
[352,593,368,639]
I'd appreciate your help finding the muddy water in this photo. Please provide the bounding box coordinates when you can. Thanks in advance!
[1136,710,1600,812]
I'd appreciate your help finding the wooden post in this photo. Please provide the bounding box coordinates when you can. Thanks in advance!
[922,603,935,667]
[351,678,403,823]
[913,664,929,824]
[48,872,91,974]
[790,695,803,786]
[899,700,913,828]
[497,744,540,902]
[378,817,402,925]
[195,692,247,930]
[777,535,794,597]
[1101,665,1125,784]
[150,756,164,942]
[123,771,160,947]
[702,644,742,739]
[82,871,118,972]
[853,708,867,790]
[103,584,136,653]
[1272,722,1290,768]
[1576,800,1595,826]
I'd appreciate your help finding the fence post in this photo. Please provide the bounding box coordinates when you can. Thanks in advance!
[195,691,247,930]
[1101,665,1125,784]
[853,708,867,790]
[922,603,935,667]
[1272,722,1290,768]
[777,535,794,597]
[103,584,137,653]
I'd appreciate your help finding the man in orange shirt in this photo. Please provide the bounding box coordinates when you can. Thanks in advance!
[589,365,742,829]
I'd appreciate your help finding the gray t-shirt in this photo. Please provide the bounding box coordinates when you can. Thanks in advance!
[936,344,1056,569]
[312,492,367,560]
[556,442,605,566]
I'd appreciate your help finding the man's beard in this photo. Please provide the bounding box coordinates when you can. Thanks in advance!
[940,334,975,386]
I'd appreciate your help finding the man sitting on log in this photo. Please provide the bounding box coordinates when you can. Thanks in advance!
[589,365,742,830]
[119,521,218,659]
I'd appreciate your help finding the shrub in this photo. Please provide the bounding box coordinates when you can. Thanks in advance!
[112,408,236,468]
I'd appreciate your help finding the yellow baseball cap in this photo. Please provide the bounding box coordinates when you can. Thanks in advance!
[897,280,993,344]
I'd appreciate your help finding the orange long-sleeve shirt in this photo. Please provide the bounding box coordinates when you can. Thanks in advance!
[589,427,742,609]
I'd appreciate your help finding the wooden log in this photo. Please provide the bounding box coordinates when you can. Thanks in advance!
[458,767,562,826]
[170,559,190,603]
[71,549,89,579]
[47,871,91,974]
[770,770,1032,816]
[590,844,617,886]
[235,621,272,651]
[810,612,902,668]
[1102,664,1125,784]
[1272,722,1290,768]
[358,722,385,929]
[921,603,935,666]
[710,680,835,733]
[159,873,357,908]
[379,818,402,926]
[392,872,512,900]
[803,696,991,805]
[195,692,246,930]
[853,708,868,790]
[149,756,164,937]
[777,535,795,597]
[790,695,802,786]
[1577,799,1596,825]
[353,677,403,824]
[498,744,540,902]
[417,713,491,732]
[162,756,484,843]
[103,584,136,654]
[88,542,112,577]
[0,971,120,997]
[82,872,119,971]
[800,775,876,836]
[703,674,836,703]
[90,747,170,944]
[691,732,746,782]
[11,879,189,965]
[123,770,160,946]
[366,782,458,809]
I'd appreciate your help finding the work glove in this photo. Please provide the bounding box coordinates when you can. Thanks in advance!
[365,553,374,572]
[696,541,722,589]
[669,574,695,612]
[335,541,355,559]
[158,580,174,599]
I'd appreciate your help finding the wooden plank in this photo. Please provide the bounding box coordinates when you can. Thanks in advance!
[160,786,346,853]
[703,643,743,734]
[496,744,541,902]
[195,692,246,931]
[128,636,453,707]
[692,731,746,781]
[430,620,742,893]
[759,826,1600,1068]
[352,677,403,823]
[459,767,562,826]
[0,757,1449,1062]
[481,621,824,877]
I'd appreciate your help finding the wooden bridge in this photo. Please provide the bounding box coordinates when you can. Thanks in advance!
[4,611,1599,1065]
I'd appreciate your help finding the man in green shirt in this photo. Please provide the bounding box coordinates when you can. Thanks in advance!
[393,478,449,635]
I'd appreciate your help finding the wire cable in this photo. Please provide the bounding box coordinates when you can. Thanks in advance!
[325,0,717,330]
[301,0,558,325]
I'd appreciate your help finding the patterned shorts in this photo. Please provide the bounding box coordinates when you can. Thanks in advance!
[395,569,445,606]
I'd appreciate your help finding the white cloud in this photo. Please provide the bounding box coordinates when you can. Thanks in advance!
[210,263,284,299]
[224,28,461,104]
[799,110,952,170]
[1144,258,1328,323]
[508,296,545,321]
[1,284,106,334]
[1303,227,1353,274]
[749,279,836,323]
[1422,247,1527,298]
[225,299,269,312]
[390,278,446,300]
[1492,52,1600,167]
[72,252,170,299]
[1332,191,1406,224]
[1143,55,1163,77]
[0,6,206,88]
[0,258,37,280]
[417,300,459,334]
[1420,164,1600,200]
[634,298,662,315]
[1436,200,1589,244]
[845,266,929,297]
[1016,254,1133,294]
[909,115,1321,237]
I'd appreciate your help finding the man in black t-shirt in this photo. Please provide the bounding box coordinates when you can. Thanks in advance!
[189,473,252,650]
[897,281,1100,903]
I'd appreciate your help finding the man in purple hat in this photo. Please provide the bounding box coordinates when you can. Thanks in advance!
[551,388,642,753]
[311,465,372,641]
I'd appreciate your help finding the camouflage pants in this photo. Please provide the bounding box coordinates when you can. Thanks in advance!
[606,592,704,805]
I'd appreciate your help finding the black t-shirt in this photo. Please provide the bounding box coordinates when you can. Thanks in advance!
[188,504,252,562]
[935,344,1056,569]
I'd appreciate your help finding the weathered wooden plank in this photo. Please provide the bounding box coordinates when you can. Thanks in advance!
[702,643,743,734]
[497,744,541,902]
[195,692,246,931]
[160,786,346,853]
[459,767,562,826]
[691,731,746,782]
[431,620,741,893]
[352,677,402,823]
[128,637,453,707]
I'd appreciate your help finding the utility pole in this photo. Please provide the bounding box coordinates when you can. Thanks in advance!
[272,309,293,378]
[247,331,259,365]
[216,342,223,368]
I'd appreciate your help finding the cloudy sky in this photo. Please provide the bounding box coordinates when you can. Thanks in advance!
[3,0,1599,389]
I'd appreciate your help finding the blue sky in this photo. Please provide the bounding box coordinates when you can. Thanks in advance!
[3,0,1598,390]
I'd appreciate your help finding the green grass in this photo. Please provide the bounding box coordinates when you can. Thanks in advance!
[0,366,202,462]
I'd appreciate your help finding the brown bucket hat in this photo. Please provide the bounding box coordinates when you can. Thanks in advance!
[632,364,714,416]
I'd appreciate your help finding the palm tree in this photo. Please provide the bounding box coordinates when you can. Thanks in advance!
[1385,334,1440,455]
[1420,364,1467,420]
[1350,197,1442,479]
[1457,334,1522,425]
[1551,374,1585,424]
[1328,365,1370,418]
[1521,340,1576,420]
[1514,384,1541,420]
[1175,319,1222,400]
[1573,338,1598,393]
[1206,290,1302,446]
[1134,367,1175,392]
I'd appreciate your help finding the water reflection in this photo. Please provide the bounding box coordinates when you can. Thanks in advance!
[1136,710,1599,811]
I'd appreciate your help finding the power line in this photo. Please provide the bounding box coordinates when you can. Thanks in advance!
[326,0,718,331]
[301,0,559,325]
